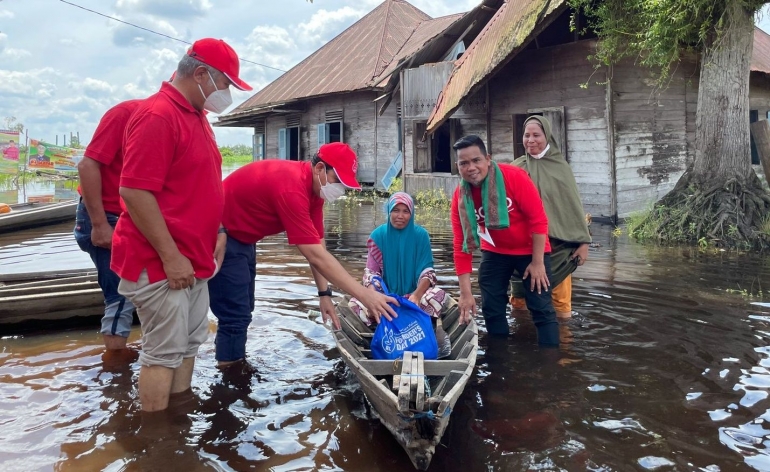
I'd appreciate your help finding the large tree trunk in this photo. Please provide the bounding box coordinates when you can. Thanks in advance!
[692,0,755,185]
[634,1,770,249]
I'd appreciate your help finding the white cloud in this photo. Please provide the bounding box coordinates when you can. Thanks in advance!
[0,32,30,59]
[0,0,475,146]
[111,14,182,47]
[298,7,366,45]
[114,0,212,19]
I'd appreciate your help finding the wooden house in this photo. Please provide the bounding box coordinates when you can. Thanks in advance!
[216,0,500,188]
[402,0,770,220]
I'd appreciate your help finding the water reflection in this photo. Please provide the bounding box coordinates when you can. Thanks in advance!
[0,197,769,470]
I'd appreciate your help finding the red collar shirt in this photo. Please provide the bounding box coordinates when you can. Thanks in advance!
[111,83,224,283]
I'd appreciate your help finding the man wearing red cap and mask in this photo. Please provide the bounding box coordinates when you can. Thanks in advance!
[111,38,251,412]
[209,142,398,369]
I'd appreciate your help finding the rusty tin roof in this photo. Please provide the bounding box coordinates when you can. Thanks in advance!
[427,0,566,133]
[230,0,430,115]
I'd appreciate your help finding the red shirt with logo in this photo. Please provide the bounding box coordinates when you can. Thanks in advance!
[82,99,143,215]
[451,163,550,275]
[111,83,224,283]
[222,160,324,245]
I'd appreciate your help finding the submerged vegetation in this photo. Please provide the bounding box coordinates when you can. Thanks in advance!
[626,181,770,251]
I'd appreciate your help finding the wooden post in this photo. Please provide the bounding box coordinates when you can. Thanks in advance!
[750,120,770,185]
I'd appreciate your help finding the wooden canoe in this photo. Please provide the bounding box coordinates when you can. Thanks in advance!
[334,296,478,470]
[0,200,78,233]
[0,273,104,325]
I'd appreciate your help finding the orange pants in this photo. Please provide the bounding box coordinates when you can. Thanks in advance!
[511,274,572,315]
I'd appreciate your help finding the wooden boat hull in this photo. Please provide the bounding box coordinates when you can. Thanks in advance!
[0,200,78,233]
[0,274,104,324]
[335,296,478,470]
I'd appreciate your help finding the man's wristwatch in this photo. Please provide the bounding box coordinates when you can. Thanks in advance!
[218,227,228,234]
[318,288,333,297]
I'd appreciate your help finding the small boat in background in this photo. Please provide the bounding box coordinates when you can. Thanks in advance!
[334,296,478,470]
[0,273,103,326]
[0,200,78,233]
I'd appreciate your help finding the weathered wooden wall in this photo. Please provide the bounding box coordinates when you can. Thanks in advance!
[376,98,401,187]
[261,91,394,184]
[404,173,461,198]
[487,40,613,219]
[750,73,770,116]
[611,58,697,217]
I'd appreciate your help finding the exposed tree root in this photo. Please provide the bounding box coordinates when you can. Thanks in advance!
[630,169,770,250]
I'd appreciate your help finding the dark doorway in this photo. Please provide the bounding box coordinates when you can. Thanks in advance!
[327,122,342,143]
[288,126,300,161]
[433,120,452,173]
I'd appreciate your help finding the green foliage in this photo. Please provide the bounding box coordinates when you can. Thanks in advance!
[387,177,403,193]
[413,188,450,211]
[219,145,253,166]
[569,0,766,85]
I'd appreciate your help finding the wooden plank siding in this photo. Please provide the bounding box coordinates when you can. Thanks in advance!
[611,58,697,217]
[259,91,395,185]
[376,99,401,187]
[486,40,613,219]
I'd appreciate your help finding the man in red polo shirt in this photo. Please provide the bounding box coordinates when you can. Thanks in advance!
[450,135,559,347]
[112,38,252,412]
[209,142,398,368]
[75,99,142,352]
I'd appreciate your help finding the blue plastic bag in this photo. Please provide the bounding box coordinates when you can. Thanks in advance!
[370,277,438,360]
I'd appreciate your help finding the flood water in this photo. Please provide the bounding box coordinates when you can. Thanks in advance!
[1,197,770,471]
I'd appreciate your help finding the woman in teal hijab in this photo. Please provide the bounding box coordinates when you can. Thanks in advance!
[510,115,592,319]
[350,192,446,325]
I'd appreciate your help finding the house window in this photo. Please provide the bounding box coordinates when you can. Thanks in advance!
[318,110,344,147]
[750,109,759,165]
[278,127,300,160]
[253,133,265,161]
[279,115,301,161]
[513,107,567,161]
[413,119,460,174]
[253,121,265,161]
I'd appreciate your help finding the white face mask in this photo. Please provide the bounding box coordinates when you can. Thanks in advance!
[198,70,232,114]
[318,166,346,202]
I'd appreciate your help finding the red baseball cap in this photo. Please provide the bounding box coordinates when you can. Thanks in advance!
[318,143,361,190]
[186,38,253,91]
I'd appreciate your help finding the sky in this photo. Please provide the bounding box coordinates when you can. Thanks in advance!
[0,0,477,147]
[1,0,770,148]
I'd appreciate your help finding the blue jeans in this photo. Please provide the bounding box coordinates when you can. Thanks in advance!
[208,236,257,362]
[74,201,135,338]
[479,250,559,347]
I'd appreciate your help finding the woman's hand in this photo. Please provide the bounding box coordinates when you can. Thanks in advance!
[571,243,589,266]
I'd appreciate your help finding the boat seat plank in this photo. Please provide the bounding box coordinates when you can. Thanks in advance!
[415,352,425,411]
[337,302,373,334]
[438,371,470,417]
[335,334,365,359]
[340,315,369,348]
[449,329,477,360]
[441,302,460,332]
[0,274,98,289]
[0,281,101,298]
[432,370,465,399]
[398,352,413,413]
[357,359,469,376]
[456,342,475,361]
